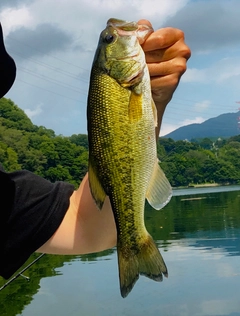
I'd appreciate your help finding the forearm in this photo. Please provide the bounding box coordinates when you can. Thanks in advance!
[37,174,117,255]
[153,75,180,138]
[155,96,172,138]
[73,174,117,253]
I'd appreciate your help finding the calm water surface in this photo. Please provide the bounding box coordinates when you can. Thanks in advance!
[1,186,240,316]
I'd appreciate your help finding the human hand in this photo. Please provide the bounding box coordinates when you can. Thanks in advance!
[138,19,191,136]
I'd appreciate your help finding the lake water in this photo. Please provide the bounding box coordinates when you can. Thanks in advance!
[1,186,240,316]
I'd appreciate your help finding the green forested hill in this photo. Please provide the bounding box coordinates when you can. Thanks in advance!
[0,98,239,188]
[158,136,240,186]
[0,98,88,187]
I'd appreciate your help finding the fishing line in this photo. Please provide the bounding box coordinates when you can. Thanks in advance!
[0,253,45,292]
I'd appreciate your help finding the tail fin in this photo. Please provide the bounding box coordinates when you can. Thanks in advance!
[117,234,167,298]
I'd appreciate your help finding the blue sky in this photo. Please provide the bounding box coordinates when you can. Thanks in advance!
[1,0,240,136]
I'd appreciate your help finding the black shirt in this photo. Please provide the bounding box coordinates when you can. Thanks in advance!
[0,167,74,279]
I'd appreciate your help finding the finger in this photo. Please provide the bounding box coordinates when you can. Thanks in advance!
[137,19,154,44]
[147,56,188,77]
[145,40,191,65]
[144,41,182,63]
[150,74,180,109]
[141,27,185,52]
[137,19,153,29]
[150,73,180,92]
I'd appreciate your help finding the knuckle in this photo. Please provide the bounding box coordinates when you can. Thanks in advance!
[173,58,188,75]
[176,29,185,39]
[178,61,187,75]
[182,45,191,60]
[169,74,180,87]
[176,40,191,59]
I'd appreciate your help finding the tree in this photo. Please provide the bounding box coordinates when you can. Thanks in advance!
[37,125,55,138]
[45,165,73,183]
[0,98,35,131]
[5,147,21,171]
[159,137,176,154]
[199,138,213,150]
[69,134,89,150]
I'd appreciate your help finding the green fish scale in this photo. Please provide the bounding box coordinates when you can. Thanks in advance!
[87,66,156,253]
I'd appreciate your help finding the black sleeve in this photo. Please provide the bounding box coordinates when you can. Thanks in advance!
[0,167,75,279]
[0,23,16,98]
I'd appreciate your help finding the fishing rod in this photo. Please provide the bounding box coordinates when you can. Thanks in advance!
[0,253,45,291]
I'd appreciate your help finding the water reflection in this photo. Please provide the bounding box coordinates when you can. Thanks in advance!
[1,186,240,316]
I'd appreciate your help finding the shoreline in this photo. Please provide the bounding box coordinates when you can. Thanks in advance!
[173,183,222,190]
[192,183,220,188]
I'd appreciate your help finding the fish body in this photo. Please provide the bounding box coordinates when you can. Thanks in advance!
[87,18,172,298]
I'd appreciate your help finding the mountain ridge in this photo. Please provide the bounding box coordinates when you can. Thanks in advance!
[163,111,240,140]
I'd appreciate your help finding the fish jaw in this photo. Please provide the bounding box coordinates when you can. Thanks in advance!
[106,18,154,44]
[93,19,152,87]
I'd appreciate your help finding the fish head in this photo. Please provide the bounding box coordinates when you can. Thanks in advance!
[93,18,153,89]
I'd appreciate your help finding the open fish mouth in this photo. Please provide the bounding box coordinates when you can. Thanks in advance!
[107,18,153,43]
[107,18,138,33]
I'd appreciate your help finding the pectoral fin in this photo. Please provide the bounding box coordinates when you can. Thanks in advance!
[88,160,106,210]
[146,159,172,210]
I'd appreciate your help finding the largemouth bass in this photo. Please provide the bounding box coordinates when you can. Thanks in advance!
[87,18,172,298]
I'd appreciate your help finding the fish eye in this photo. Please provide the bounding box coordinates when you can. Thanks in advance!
[104,34,114,44]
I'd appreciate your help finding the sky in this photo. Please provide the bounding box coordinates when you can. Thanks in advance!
[1,0,240,136]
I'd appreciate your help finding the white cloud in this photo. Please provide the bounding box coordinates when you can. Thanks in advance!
[193,100,211,112]
[216,61,240,83]
[130,0,190,21]
[181,116,205,125]
[161,116,205,136]
[160,123,179,136]
[162,0,240,53]
[79,0,190,22]
[0,6,34,36]
[24,104,43,119]
[182,56,240,86]
[181,68,207,83]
